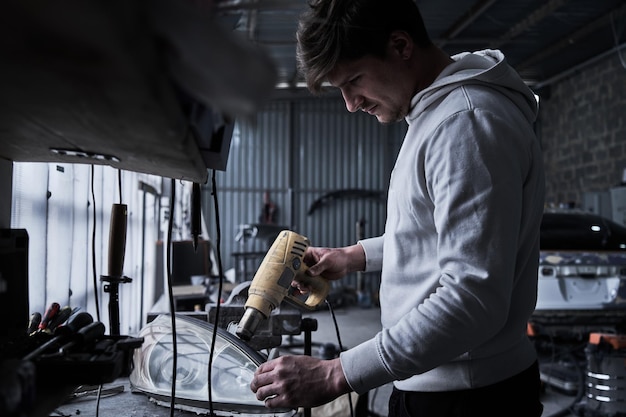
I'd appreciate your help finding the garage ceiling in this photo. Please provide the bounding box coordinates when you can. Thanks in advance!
[216,0,626,93]
[1,0,624,181]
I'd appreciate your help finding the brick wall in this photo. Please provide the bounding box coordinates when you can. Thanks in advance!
[538,52,626,208]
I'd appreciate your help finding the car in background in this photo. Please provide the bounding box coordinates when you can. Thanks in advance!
[532,211,626,398]
[536,211,626,312]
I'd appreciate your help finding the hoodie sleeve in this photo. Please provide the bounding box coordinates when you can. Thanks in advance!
[357,236,384,272]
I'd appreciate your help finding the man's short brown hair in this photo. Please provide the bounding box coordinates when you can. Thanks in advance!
[296,0,432,93]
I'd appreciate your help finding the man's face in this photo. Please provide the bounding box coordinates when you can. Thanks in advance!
[327,54,413,124]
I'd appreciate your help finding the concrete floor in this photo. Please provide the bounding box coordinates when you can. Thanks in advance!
[51,305,583,417]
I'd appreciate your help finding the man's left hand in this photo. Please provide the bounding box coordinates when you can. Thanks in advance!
[250,355,351,409]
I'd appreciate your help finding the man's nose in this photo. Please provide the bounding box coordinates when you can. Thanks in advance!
[342,90,362,113]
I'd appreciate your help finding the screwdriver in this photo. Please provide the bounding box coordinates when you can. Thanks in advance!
[23,312,94,361]
[38,302,60,332]
[27,312,42,335]
[47,305,73,331]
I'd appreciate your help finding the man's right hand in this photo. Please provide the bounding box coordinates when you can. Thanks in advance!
[303,244,366,281]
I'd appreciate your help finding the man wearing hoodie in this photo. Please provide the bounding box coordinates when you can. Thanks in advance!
[250,0,545,415]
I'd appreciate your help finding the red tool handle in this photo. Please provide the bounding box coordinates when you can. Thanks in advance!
[38,302,60,331]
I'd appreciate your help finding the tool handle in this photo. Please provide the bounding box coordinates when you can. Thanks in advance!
[47,311,93,338]
[27,312,42,335]
[108,204,127,277]
[284,267,330,310]
[59,321,105,354]
[76,321,106,342]
[23,313,94,360]
[39,302,60,331]
[47,305,72,331]
[64,311,94,334]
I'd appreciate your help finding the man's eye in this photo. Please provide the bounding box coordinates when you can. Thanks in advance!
[349,76,360,85]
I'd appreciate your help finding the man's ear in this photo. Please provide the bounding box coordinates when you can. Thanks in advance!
[388,30,413,60]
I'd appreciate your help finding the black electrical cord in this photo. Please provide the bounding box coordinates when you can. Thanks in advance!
[95,384,103,417]
[207,169,226,417]
[162,173,223,417]
[325,300,354,417]
[90,165,101,323]
[167,178,178,417]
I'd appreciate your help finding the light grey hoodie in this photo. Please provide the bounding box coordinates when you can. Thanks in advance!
[340,50,545,393]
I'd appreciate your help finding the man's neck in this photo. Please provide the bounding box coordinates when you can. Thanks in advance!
[413,46,454,93]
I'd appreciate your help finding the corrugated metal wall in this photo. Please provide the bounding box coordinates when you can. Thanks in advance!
[11,163,163,335]
[203,97,406,296]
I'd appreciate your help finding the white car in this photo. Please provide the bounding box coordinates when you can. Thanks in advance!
[535,211,626,312]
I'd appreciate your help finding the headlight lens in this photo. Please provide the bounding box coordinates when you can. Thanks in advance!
[130,314,294,416]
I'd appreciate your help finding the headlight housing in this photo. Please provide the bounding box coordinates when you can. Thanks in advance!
[130,314,294,416]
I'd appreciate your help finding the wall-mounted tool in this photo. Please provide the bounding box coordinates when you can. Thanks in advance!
[101,204,132,336]
[235,230,329,341]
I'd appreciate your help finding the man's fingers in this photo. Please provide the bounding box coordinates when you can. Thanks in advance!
[252,372,284,405]
[290,280,311,294]
[255,385,276,402]
[251,363,273,392]
[251,374,275,401]
[306,263,321,276]
[263,394,282,409]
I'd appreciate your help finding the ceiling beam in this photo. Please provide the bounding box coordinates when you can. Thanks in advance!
[434,37,537,45]
[489,0,569,49]
[437,0,499,48]
[517,3,626,72]
[216,0,304,12]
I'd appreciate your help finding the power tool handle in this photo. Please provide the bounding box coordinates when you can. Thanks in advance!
[285,268,330,310]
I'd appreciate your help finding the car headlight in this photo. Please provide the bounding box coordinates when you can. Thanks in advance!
[130,314,294,416]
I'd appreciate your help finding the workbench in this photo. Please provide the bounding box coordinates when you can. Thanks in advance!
[52,378,197,417]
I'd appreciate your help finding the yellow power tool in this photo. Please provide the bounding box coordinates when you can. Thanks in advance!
[235,230,330,341]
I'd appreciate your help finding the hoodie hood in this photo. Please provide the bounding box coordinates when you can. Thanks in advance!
[407,49,537,124]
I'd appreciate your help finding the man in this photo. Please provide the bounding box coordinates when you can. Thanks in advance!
[250,0,545,415]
